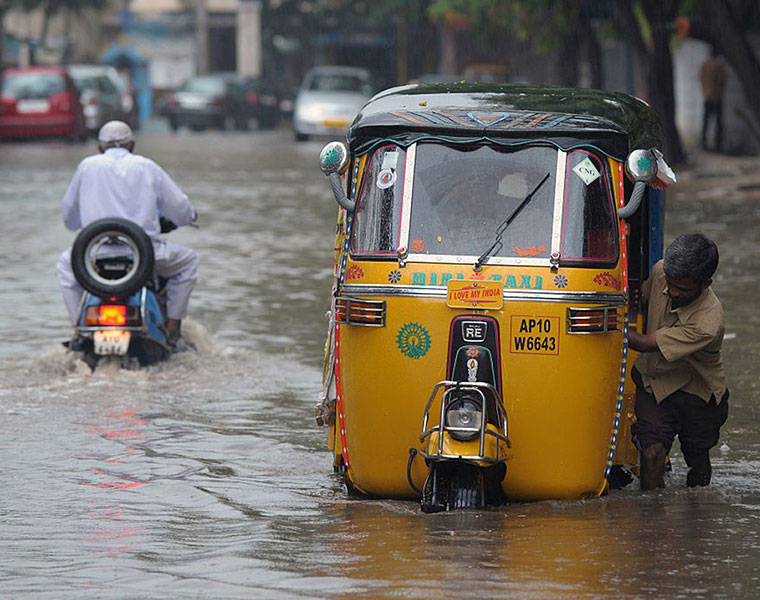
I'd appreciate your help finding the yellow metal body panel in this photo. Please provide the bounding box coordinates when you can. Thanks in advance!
[338,275,626,500]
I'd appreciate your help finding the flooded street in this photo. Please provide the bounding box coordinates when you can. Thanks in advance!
[1,130,759,598]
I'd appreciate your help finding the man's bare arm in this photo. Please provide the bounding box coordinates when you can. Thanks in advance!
[628,329,659,353]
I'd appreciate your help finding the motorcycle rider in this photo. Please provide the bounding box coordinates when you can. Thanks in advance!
[57,120,198,346]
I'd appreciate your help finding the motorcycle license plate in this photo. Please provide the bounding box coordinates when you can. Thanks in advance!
[94,330,131,355]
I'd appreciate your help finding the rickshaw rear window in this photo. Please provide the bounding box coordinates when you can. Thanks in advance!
[409,144,556,260]
[561,151,617,262]
[352,145,406,255]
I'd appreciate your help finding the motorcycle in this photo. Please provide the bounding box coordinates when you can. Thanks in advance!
[66,217,174,369]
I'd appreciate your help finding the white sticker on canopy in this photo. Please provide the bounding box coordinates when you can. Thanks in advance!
[382,151,399,169]
[573,157,601,185]
[377,168,397,189]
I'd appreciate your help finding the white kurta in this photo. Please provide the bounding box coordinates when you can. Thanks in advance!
[62,147,196,239]
[58,148,199,324]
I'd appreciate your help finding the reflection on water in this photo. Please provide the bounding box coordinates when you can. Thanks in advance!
[1,135,759,598]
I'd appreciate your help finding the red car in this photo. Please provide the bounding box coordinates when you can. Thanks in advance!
[0,66,86,140]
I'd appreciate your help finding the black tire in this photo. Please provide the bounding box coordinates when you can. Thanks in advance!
[71,218,154,298]
[295,131,309,142]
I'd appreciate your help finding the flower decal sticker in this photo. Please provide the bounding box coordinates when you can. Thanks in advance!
[411,239,425,253]
[396,323,432,359]
[554,274,568,289]
[345,265,364,281]
[388,270,402,283]
[512,244,548,257]
[593,272,621,290]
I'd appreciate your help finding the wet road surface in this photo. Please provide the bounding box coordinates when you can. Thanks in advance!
[1,130,759,598]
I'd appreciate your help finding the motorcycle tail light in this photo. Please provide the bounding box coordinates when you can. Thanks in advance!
[334,297,385,327]
[84,305,141,327]
[246,91,258,104]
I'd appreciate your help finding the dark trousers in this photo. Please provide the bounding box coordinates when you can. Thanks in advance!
[702,99,723,151]
[631,368,728,485]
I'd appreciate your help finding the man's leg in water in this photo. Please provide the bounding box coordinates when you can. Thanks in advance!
[631,369,677,491]
[57,248,85,325]
[678,389,729,487]
[154,241,199,343]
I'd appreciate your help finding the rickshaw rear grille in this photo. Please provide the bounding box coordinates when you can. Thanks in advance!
[566,305,621,334]
[335,296,386,327]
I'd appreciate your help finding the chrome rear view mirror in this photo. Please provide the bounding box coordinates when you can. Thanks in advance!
[319,141,355,212]
[625,149,658,183]
[319,141,349,176]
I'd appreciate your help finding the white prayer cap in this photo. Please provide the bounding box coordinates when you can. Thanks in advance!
[98,120,134,145]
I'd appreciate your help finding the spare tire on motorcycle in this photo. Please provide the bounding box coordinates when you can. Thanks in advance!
[71,217,154,298]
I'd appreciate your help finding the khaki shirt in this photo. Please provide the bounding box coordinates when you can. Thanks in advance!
[635,260,726,403]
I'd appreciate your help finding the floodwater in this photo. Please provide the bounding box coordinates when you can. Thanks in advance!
[1,130,759,599]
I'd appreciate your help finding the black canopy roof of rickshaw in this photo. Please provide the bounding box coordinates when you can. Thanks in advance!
[348,83,662,161]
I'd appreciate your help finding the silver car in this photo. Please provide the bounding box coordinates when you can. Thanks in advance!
[69,65,135,133]
[293,66,373,141]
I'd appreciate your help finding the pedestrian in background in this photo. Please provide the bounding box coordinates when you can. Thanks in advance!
[699,48,726,152]
[628,233,728,491]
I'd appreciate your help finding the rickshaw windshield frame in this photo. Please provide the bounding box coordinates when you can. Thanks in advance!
[403,142,561,267]
[350,141,619,268]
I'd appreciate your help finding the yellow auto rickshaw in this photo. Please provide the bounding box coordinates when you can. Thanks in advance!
[315,83,673,511]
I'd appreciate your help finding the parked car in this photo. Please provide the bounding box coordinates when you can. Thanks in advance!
[292,66,373,141]
[68,65,127,134]
[0,66,86,140]
[161,73,275,132]
[240,76,280,129]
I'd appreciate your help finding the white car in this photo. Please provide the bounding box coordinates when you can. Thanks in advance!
[293,66,373,141]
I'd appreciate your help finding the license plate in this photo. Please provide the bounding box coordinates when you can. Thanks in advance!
[509,316,560,355]
[94,330,131,355]
[447,279,504,310]
[180,99,207,109]
[322,119,349,128]
[17,99,50,113]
